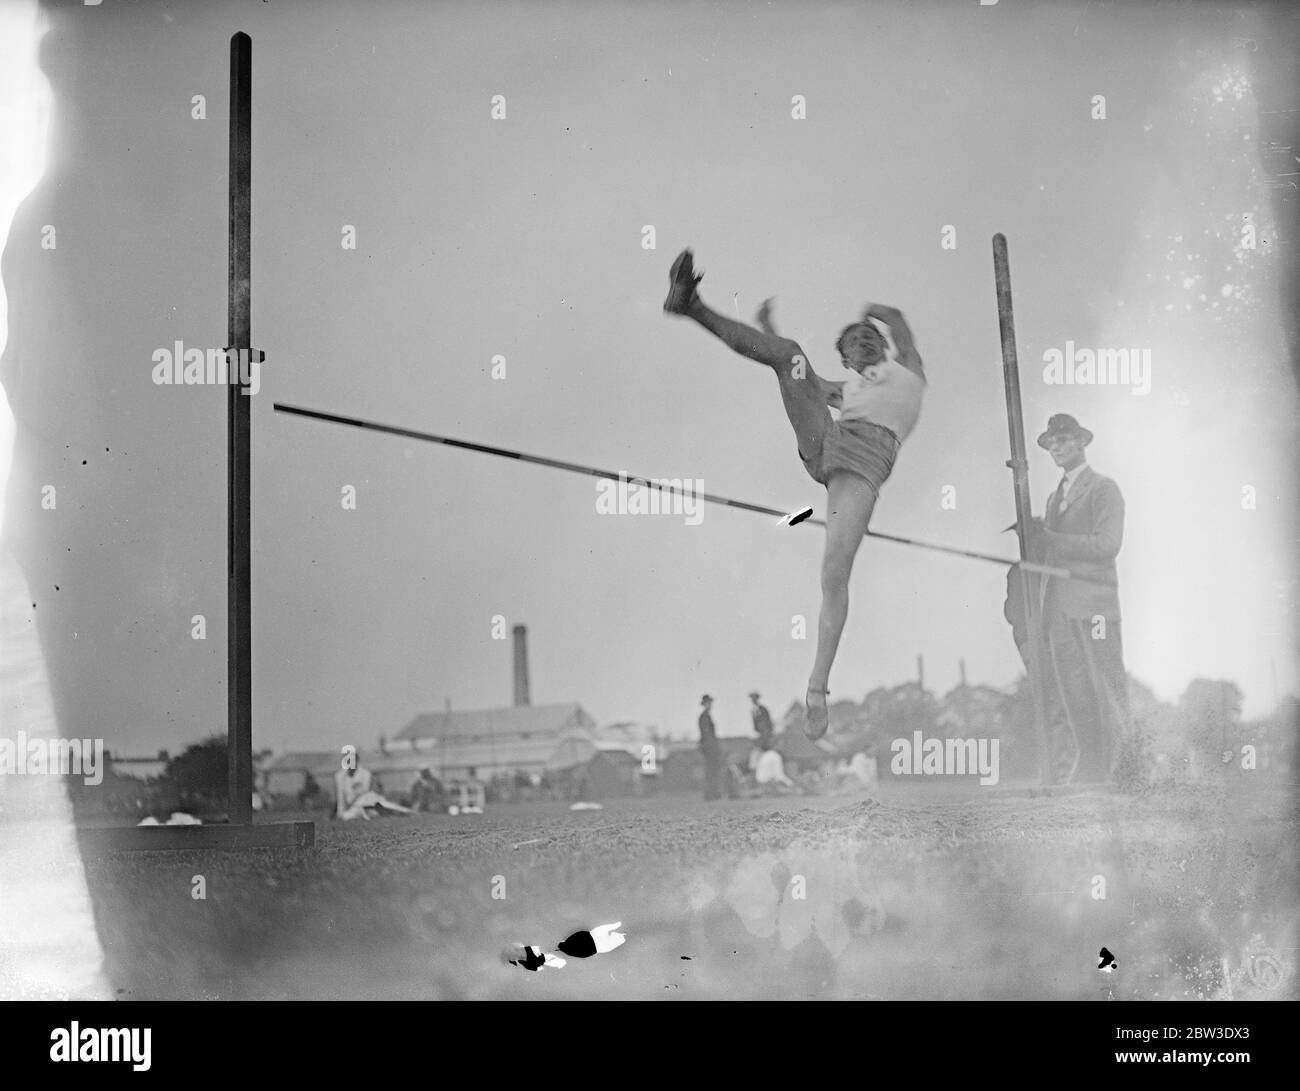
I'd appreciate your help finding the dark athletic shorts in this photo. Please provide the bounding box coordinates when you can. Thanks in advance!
[798,418,901,495]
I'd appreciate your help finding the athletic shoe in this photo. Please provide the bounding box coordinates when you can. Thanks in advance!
[663,248,703,314]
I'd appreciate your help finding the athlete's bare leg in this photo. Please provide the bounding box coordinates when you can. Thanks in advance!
[664,249,831,464]
[665,249,878,740]
[806,472,878,735]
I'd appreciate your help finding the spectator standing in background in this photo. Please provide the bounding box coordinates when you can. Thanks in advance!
[749,691,775,752]
[698,694,723,801]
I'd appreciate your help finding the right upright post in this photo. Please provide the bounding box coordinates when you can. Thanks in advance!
[227,30,254,826]
[993,234,1052,786]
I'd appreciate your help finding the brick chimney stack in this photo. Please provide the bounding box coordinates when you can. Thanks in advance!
[512,624,531,707]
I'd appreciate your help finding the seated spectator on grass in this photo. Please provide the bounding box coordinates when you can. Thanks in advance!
[849,751,878,790]
[754,748,798,792]
[334,761,415,820]
[454,767,487,812]
[298,771,322,810]
[830,751,879,794]
[409,768,444,813]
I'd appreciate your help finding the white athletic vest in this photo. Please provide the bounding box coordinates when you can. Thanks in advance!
[838,358,925,441]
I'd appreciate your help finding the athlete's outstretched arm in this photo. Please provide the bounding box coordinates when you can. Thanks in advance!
[820,378,844,408]
[864,304,924,380]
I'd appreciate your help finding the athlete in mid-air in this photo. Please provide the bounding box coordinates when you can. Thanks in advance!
[663,249,926,740]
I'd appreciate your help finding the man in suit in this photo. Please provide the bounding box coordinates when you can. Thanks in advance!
[698,694,724,801]
[1002,533,1073,783]
[749,691,775,752]
[1030,414,1130,785]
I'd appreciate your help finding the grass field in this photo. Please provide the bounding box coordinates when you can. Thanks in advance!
[82,776,1297,1000]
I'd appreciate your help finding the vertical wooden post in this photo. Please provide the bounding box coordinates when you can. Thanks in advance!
[78,32,312,852]
[993,234,1052,785]
[227,32,254,824]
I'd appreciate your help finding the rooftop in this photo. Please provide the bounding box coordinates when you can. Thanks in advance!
[396,702,594,743]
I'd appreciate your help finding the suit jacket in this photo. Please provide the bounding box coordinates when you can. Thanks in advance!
[1040,465,1123,621]
[698,711,719,751]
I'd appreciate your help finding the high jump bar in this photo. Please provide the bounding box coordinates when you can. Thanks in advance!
[272,401,1094,584]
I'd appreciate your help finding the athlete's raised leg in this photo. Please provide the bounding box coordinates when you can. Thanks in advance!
[664,249,831,464]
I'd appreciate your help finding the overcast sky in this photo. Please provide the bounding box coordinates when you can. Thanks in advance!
[2,0,1295,756]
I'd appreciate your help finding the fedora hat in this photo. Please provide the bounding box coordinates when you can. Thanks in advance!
[1036,413,1093,449]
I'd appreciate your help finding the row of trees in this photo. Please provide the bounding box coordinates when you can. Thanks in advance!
[780,675,1298,783]
[65,736,248,819]
[65,676,1296,815]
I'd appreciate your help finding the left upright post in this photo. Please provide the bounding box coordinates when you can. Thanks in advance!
[78,34,311,850]
[227,31,254,825]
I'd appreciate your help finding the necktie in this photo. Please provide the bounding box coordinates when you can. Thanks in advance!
[1052,476,1069,520]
